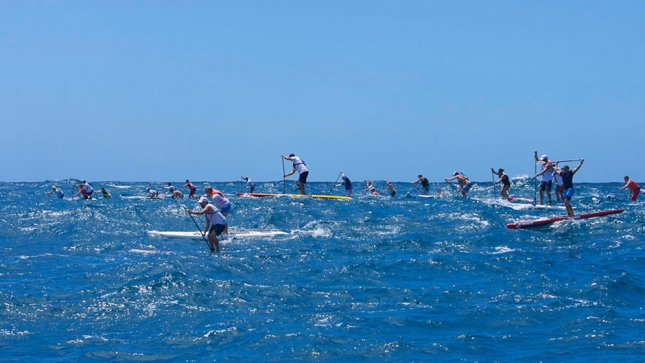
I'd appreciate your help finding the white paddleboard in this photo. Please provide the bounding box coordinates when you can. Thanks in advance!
[122,195,166,200]
[147,229,288,240]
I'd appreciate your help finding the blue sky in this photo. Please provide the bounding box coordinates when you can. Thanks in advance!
[1,1,643,183]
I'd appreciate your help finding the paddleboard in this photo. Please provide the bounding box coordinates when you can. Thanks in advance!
[506,209,624,229]
[236,192,351,200]
[148,229,288,239]
[129,249,174,254]
[122,195,165,200]
[507,197,536,203]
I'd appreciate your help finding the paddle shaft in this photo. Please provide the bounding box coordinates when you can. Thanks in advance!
[445,180,457,192]
[329,172,342,194]
[173,196,210,248]
[491,170,496,196]
[533,157,538,206]
[282,156,286,194]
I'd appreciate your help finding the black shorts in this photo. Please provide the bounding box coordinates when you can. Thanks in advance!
[209,224,226,236]
[298,171,309,184]
[539,180,552,192]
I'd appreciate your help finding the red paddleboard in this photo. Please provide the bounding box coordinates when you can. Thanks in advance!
[507,209,624,229]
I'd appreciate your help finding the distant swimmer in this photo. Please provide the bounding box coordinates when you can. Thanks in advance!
[554,159,584,216]
[72,184,91,199]
[205,186,231,234]
[164,182,183,198]
[282,153,309,195]
[363,180,380,196]
[618,175,640,201]
[146,187,160,199]
[491,167,510,199]
[334,172,352,197]
[241,177,256,193]
[534,151,554,205]
[184,180,198,198]
[186,197,226,253]
[382,181,396,197]
[444,172,472,198]
[411,174,430,195]
[99,188,112,199]
[46,186,65,199]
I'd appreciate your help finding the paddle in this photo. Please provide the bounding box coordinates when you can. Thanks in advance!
[282,156,286,194]
[329,172,342,195]
[445,179,458,194]
[533,154,538,206]
[173,197,210,249]
[491,169,496,197]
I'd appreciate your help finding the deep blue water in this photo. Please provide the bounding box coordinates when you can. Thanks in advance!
[1,179,644,362]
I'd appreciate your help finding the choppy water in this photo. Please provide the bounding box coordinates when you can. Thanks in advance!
[1,179,644,362]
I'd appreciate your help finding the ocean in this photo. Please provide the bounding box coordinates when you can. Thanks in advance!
[1,179,644,362]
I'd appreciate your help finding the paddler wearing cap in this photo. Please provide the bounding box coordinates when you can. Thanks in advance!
[444,172,472,198]
[491,167,511,199]
[534,150,554,205]
[204,186,231,234]
[99,187,112,199]
[146,187,160,199]
[411,174,430,195]
[186,197,227,253]
[46,186,65,199]
[554,159,584,216]
[184,180,198,198]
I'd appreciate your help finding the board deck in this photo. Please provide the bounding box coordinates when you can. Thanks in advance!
[148,229,288,239]
[507,197,536,203]
[506,209,624,229]
[121,195,165,200]
[236,192,351,200]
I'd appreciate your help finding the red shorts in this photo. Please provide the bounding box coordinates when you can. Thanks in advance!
[630,188,640,201]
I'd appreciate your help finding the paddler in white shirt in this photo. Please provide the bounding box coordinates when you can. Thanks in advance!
[282,153,309,195]
[46,186,65,199]
[186,197,227,253]
[204,186,231,234]
[81,180,94,198]
[534,150,554,205]
[241,177,256,193]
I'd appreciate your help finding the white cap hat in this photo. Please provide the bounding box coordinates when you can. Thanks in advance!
[198,197,209,203]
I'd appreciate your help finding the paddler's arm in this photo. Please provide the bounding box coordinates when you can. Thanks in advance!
[535,163,549,177]
[186,208,206,216]
[203,218,210,236]
[284,169,295,177]
[571,158,584,174]
[553,161,561,175]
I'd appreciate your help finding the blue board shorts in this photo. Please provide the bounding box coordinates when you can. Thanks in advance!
[220,203,231,213]
[462,182,472,193]
[563,188,575,199]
